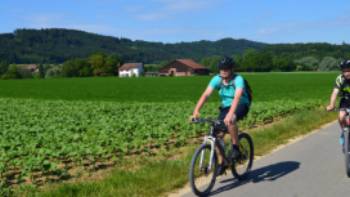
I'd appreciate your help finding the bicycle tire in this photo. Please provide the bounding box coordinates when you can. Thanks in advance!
[189,143,217,196]
[231,132,254,180]
[344,129,350,177]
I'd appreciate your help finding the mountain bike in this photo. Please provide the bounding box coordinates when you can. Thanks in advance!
[189,118,254,196]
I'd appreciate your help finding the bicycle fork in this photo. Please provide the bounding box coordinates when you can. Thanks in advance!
[199,136,216,171]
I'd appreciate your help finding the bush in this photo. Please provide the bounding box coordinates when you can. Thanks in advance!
[45,65,63,78]
[2,64,21,79]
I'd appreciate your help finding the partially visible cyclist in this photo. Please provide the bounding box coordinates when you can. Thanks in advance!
[191,57,252,175]
[327,60,350,145]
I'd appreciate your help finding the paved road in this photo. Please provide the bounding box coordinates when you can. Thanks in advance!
[183,122,350,197]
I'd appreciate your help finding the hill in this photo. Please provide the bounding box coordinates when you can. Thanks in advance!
[0,28,266,64]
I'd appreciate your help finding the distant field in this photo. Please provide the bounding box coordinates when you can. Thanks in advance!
[0,72,338,102]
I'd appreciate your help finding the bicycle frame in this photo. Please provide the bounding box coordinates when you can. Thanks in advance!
[199,125,227,172]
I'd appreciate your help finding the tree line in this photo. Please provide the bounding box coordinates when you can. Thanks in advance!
[0,53,122,79]
[201,48,345,73]
[0,49,347,79]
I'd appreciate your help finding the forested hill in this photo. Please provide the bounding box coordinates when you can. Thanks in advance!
[0,28,349,65]
[0,28,266,64]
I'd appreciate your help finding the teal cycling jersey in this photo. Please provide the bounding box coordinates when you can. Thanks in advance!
[209,74,250,108]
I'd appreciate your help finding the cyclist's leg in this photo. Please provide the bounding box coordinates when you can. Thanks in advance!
[228,103,250,158]
[339,98,349,129]
[338,99,350,147]
[217,107,229,165]
[227,118,241,160]
[227,117,238,145]
[339,110,346,129]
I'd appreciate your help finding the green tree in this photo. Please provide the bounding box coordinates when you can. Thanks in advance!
[232,54,243,71]
[38,64,45,78]
[0,61,9,76]
[200,55,221,73]
[88,53,106,76]
[78,60,93,77]
[241,49,273,72]
[105,54,121,75]
[241,49,258,71]
[294,56,319,71]
[3,64,20,79]
[318,56,338,71]
[45,65,63,78]
[272,56,296,71]
[62,59,92,77]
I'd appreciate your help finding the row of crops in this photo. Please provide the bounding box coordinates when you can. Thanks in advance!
[0,97,324,185]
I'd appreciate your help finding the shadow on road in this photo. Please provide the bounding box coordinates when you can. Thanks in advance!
[209,161,300,196]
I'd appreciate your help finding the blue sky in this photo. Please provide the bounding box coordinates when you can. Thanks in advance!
[0,0,349,44]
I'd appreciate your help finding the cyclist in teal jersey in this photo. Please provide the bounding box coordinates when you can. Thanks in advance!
[191,57,251,175]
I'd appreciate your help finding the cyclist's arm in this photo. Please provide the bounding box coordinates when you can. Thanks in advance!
[327,88,339,110]
[192,86,214,118]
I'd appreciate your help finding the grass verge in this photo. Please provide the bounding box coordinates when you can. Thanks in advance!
[14,108,336,197]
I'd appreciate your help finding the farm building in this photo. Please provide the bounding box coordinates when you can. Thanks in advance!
[118,63,144,77]
[17,64,39,72]
[16,64,39,77]
[159,59,210,76]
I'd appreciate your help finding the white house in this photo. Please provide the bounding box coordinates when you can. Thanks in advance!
[118,63,144,77]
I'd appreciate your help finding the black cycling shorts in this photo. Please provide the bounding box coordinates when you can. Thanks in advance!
[218,103,250,122]
[340,98,350,109]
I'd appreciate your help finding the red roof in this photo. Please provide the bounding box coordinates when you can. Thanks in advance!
[119,63,143,71]
[174,59,207,69]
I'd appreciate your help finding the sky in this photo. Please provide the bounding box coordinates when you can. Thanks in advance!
[0,0,349,44]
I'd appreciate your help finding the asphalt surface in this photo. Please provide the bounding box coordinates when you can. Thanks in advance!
[182,122,350,197]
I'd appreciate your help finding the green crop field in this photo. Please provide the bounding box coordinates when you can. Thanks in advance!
[0,72,337,102]
[0,72,339,188]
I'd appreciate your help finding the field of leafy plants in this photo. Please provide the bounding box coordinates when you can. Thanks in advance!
[0,72,337,187]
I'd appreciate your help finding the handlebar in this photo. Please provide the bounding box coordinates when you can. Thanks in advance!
[191,117,224,125]
[192,117,214,123]
[191,117,228,133]
[329,108,350,113]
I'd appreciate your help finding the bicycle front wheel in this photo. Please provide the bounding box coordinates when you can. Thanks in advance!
[344,130,350,177]
[189,143,217,196]
[231,132,254,180]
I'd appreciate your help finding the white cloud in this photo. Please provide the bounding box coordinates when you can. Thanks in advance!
[22,14,65,28]
[119,26,224,42]
[137,12,167,21]
[133,0,218,21]
[257,27,281,36]
[158,0,212,12]
[257,14,350,37]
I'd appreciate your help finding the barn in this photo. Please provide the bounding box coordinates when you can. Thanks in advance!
[159,59,210,76]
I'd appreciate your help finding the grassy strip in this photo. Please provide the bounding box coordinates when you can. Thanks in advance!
[251,107,336,156]
[16,108,336,197]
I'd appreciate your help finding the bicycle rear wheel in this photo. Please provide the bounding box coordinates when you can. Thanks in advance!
[231,132,254,180]
[189,144,217,196]
[344,130,350,177]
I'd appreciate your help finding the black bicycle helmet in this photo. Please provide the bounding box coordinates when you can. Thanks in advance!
[340,60,350,70]
[217,57,235,70]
